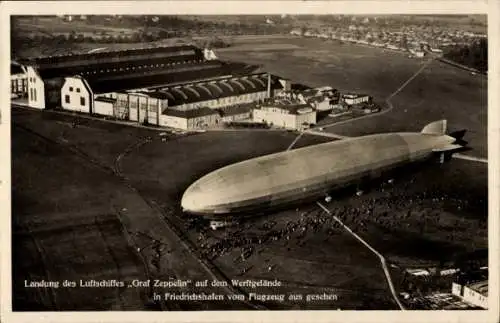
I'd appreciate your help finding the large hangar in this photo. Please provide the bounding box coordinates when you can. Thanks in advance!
[19,44,295,130]
[153,74,286,129]
[22,44,259,111]
[76,72,286,129]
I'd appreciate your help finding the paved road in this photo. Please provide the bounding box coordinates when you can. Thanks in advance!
[287,131,304,150]
[304,129,349,140]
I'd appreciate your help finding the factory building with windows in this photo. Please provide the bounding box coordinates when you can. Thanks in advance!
[253,101,316,131]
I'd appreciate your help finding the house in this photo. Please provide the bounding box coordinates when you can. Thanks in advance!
[60,75,163,124]
[11,62,28,98]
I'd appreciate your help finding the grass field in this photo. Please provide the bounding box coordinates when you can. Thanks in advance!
[12,121,148,310]
[12,109,254,311]
[217,36,487,158]
[11,33,488,310]
[12,107,487,310]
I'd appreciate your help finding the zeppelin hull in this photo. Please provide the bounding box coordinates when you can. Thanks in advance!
[181,132,456,217]
[185,154,431,217]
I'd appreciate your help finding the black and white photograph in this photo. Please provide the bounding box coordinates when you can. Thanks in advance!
[2,1,499,322]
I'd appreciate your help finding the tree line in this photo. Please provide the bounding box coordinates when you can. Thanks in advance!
[11,16,287,50]
[443,38,487,72]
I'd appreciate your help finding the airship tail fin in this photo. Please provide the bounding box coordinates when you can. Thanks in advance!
[421,120,447,135]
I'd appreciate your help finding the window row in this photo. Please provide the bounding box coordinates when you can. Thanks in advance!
[11,79,27,92]
[65,95,86,106]
[69,86,81,93]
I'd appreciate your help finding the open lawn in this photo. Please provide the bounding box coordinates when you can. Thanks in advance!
[217,36,487,158]
[12,108,254,311]
[326,60,487,158]
[12,123,147,310]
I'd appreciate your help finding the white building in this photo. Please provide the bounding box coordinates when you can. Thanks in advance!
[60,76,163,124]
[414,51,425,58]
[253,104,316,130]
[452,280,488,309]
[61,76,93,113]
[160,107,220,130]
[405,268,430,276]
[430,48,443,53]
[203,48,218,61]
[26,66,45,109]
[11,63,28,98]
[342,93,371,106]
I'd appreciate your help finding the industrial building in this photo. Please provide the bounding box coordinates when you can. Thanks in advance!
[14,44,303,130]
[253,100,316,130]
[59,71,286,129]
[21,44,256,111]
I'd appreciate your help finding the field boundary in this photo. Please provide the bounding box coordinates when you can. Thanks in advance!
[316,201,406,311]
[437,57,486,75]
[315,58,435,131]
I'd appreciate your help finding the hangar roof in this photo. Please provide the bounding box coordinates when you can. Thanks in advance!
[20,45,202,73]
[20,45,261,84]
[148,74,282,106]
[78,61,259,94]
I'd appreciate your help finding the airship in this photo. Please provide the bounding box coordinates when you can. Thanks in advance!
[181,120,464,217]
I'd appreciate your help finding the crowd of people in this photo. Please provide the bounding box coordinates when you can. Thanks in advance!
[179,174,486,272]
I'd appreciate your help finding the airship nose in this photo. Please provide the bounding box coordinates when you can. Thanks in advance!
[181,183,207,213]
